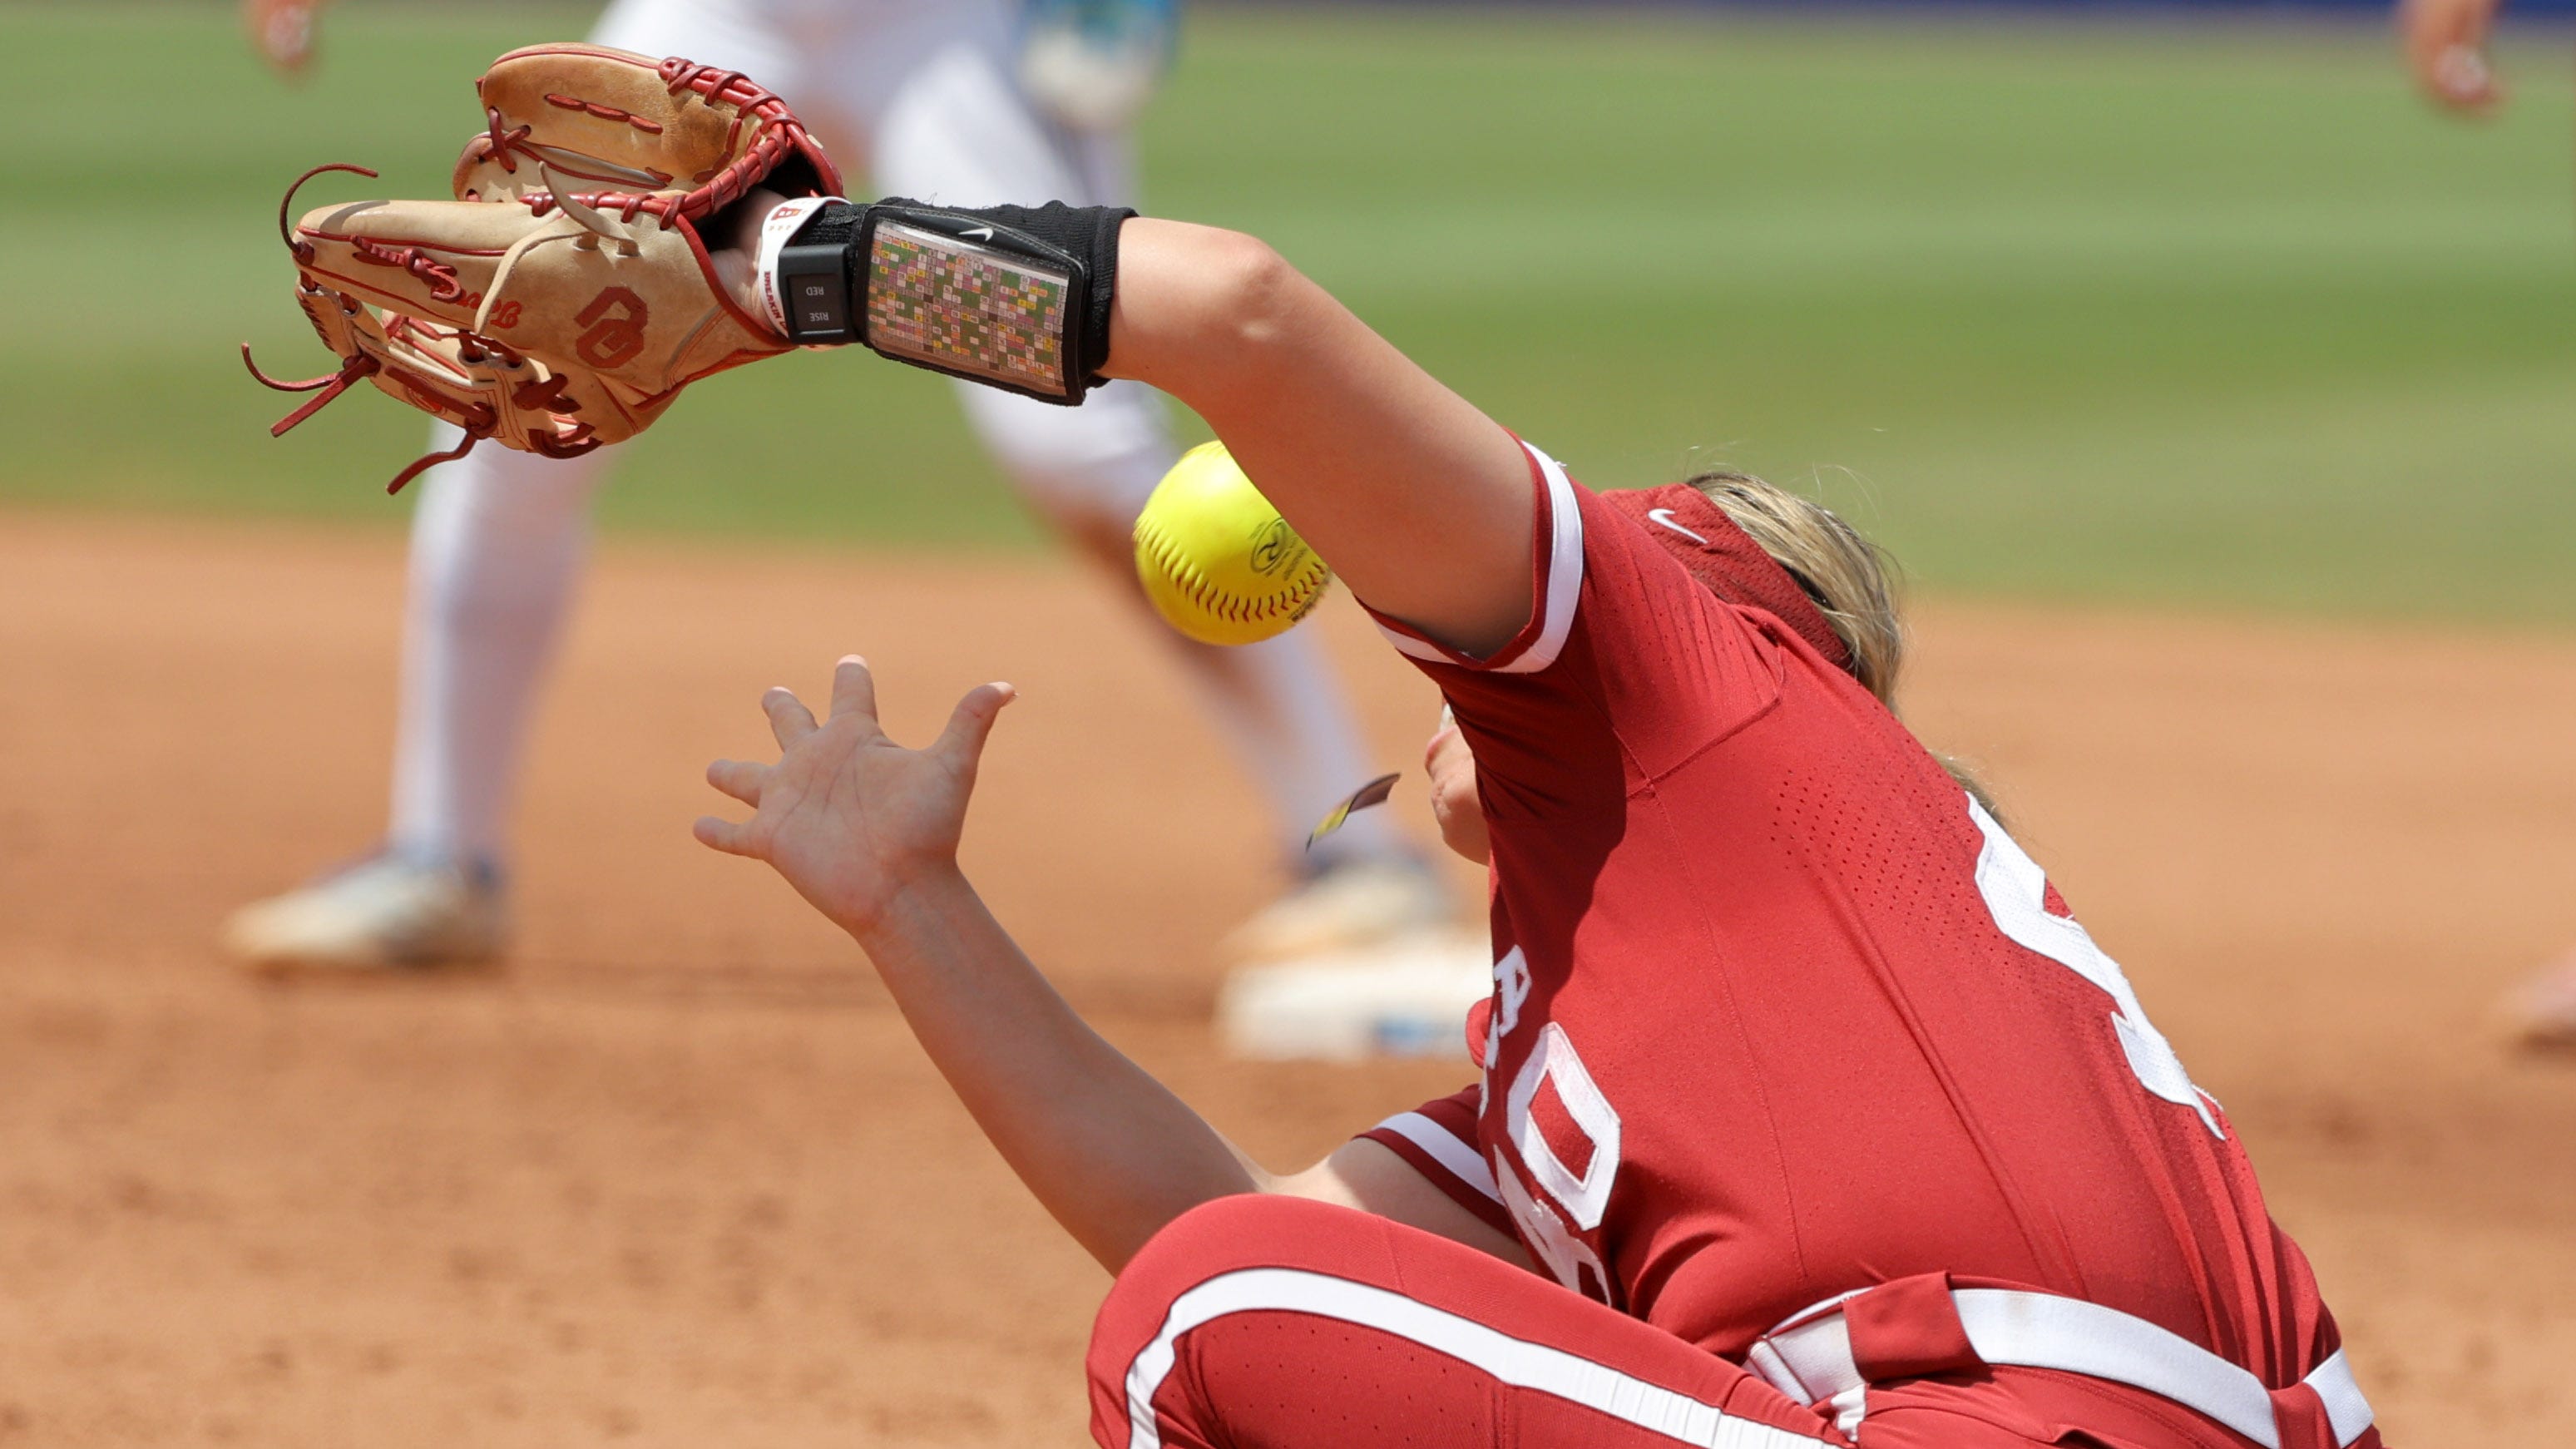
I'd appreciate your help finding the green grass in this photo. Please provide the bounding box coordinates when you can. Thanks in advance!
[7,2,2574,620]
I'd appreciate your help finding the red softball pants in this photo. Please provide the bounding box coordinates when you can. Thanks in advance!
[1085,1194,1842,1449]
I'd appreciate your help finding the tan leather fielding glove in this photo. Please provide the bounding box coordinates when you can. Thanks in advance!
[246,44,842,492]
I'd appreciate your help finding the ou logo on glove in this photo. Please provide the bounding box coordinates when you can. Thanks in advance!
[573,287,650,368]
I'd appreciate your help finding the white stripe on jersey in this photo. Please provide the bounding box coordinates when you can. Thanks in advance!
[1375,440,1586,674]
[1504,443,1586,675]
[1371,1110,1503,1204]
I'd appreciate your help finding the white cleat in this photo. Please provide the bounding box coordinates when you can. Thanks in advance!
[2502,949,2576,1053]
[223,852,507,975]
[1219,856,1456,969]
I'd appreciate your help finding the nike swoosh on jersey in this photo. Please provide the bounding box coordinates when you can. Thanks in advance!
[1646,507,1708,545]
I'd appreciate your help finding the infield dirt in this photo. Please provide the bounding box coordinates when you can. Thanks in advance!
[1,512,2569,1446]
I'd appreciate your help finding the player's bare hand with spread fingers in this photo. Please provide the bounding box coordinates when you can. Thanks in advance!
[692,654,1519,1276]
[695,658,1013,939]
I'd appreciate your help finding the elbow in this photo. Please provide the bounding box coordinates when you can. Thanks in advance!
[1103,219,1311,401]
[1162,227,1303,383]
[1199,230,1298,351]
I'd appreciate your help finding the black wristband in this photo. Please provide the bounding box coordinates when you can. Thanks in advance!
[922,200,1130,384]
[778,197,1132,405]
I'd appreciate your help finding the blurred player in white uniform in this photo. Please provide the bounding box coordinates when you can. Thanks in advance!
[226,0,1446,976]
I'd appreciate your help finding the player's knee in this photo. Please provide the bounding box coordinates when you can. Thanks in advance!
[1113,1195,1284,1298]
[1093,1196,1335,1351]
[1086,1196,1310,1424]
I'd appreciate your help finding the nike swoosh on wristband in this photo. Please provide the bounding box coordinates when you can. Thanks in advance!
[1646,507,1708,545]
[961,225,995,240]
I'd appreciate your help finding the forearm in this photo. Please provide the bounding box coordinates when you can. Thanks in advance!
[743,200,1536,656]
[1100,219,1535,654]
[850,866,1264,1273]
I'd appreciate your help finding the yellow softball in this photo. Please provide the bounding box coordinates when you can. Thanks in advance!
[1132,442,1333,646]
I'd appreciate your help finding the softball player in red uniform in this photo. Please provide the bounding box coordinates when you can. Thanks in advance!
[691,213,2385,1448]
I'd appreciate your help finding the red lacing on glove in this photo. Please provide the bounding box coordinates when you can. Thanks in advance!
[453,331,527,368]
[660,58,760,160]
[380,321,597,482]
[375,387,594,493]
[349,237,469,305]
[383,423,489,496]
[517,116,805,227]
[241,345,378,435]
[507,370,582,415]
[485,56,836,228]
[275,161,378,263]
[250,161,606,494]
[475,107,534,175]
[541,91,665,133]
[242,340,492,494]
[370,392,596,492]
[529,425,599,459]
[523,188,680,226]
[653,57,828,217]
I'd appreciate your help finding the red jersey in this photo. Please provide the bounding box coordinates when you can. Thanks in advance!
[1360,442,2356,1428]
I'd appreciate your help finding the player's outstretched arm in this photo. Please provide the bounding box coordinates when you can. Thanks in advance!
[734,202,1537,658]
[694,658,1529,1273]
[1094,220,1539,657]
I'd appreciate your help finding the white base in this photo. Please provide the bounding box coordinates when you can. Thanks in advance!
[1218,928,1493,1062]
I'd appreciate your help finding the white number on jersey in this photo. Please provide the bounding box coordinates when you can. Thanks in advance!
[1485,946,1533,1066]
[1506,1022,1621,1229]
[1493,1016,1624,1299]
[1967,797,2222,1139]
